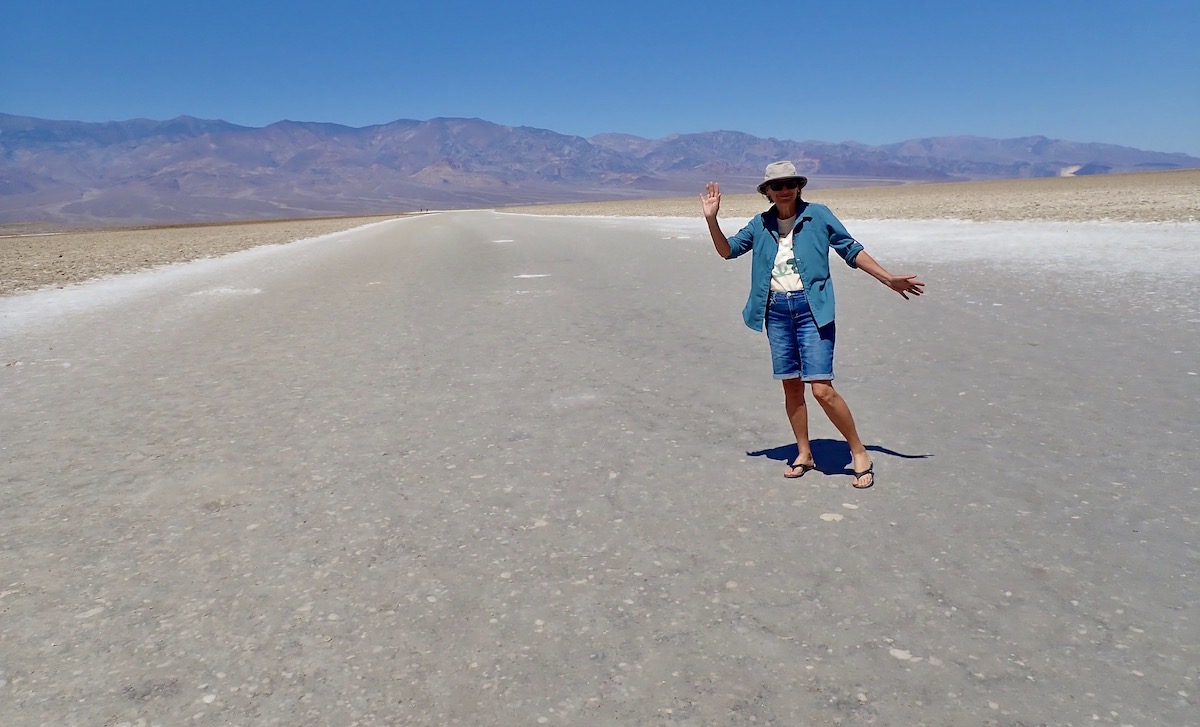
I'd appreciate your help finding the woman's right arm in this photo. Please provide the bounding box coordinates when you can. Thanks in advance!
[701,181,733,258]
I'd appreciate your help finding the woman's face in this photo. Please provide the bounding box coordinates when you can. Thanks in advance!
[765,179,801,206]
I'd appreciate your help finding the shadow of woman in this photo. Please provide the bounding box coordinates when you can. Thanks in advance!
[747,438,932,475]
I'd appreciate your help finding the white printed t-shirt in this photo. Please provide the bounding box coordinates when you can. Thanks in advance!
[769,215,804,292]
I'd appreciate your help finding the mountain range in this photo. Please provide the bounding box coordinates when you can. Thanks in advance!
[2,113,1197,224]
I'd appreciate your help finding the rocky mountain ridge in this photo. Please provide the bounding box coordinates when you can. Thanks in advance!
[2,113,1196,223]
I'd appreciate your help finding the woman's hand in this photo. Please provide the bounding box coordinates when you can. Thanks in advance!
[886,274,925,300]
[850,251,926,299]
[700,182,721,219]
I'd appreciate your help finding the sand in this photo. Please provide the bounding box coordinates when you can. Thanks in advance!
[1,170,1196,297]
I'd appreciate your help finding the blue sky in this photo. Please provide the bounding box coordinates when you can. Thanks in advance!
[3,0,1198,155]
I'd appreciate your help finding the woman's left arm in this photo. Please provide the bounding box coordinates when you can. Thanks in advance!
[852,250,926,300]
[819,205,925,299]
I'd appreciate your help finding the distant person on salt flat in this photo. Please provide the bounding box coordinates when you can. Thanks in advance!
[701,161,925,488]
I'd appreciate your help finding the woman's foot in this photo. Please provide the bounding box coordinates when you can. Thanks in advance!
[785,455,816,479]
[850,450,874,488]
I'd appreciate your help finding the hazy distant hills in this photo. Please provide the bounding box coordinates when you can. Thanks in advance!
[2,113,1197,224]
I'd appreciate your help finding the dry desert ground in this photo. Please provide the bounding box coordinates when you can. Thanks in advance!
[2,170,1197,297]
[0,214,405,297]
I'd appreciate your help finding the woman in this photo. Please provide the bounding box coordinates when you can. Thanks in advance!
[701,161,924,488]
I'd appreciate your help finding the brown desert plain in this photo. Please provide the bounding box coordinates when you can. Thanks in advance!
[1,169,1197,297]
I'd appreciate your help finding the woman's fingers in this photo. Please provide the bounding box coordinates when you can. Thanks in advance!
[890,275,925,298]
[701,182,721,216]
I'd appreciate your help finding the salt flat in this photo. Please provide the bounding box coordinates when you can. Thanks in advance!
[2,170,1197,298]
[1,210,1197,726]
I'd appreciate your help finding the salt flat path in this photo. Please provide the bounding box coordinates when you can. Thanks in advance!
[2,212,1197,726]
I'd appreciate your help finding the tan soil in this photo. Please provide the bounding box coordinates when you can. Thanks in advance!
[502,169,1200,223]
[0,214,404,297]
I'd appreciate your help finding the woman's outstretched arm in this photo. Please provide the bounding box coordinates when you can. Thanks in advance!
[853,250,926,300]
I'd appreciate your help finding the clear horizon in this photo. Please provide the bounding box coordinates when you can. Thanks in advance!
[3,0,1198,156]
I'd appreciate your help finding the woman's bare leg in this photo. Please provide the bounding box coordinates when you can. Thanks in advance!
[782,378,815,476]
[809,380,873,487]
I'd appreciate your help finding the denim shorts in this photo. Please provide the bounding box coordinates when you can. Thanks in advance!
[765,289,836,381]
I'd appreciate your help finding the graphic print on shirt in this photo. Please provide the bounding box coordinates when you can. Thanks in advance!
[771,233,805,291]
[770,214,813,292]
[773,254,802,278]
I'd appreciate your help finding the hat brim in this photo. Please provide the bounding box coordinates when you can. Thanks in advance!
[757,176,809,194]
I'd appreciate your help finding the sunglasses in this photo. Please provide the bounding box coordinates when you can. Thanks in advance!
[767,180,800,191]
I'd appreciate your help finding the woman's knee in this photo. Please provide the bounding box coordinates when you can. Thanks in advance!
[809,380,840,405]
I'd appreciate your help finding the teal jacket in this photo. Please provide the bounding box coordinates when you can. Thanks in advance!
[725,201,864,331]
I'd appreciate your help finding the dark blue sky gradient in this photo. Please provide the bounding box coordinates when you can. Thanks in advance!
[3,0,1197,155]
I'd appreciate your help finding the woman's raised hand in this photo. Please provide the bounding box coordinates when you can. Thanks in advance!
[700,181,721,219]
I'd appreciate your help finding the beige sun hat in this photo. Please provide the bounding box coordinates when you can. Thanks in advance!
[756,161,808,194]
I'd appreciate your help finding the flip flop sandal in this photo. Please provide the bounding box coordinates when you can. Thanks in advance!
[784,462,817,479]
[852,462,875,489]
